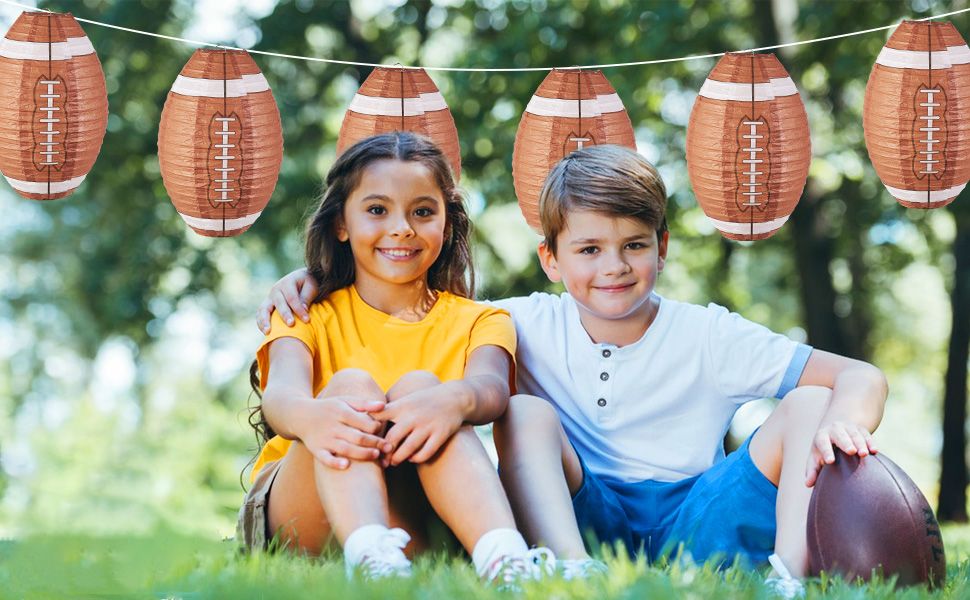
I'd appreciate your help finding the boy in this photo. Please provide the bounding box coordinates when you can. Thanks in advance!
[258,145,887,596]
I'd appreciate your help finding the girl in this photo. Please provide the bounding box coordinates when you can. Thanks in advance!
[238,132,552,583]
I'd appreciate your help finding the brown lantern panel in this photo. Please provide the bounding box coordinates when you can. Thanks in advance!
[863,20,970,209]
[158,49,283,237]
[0,11,108,200]
[338,67,461,180]
[686,53,811,241]
[512,69,636,233]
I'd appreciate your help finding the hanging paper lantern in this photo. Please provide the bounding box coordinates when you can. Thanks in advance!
[158,49,283,237]
[338,67,461,179]
[513,68,636,233]
[863,20,970,209]
[686,53,811,241]
[0,11,108,200]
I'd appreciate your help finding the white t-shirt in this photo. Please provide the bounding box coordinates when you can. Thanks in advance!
[491,292,812,484]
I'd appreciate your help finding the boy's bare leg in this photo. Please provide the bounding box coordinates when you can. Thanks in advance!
[493,394,589,559]
[267,369,391,553]
[748,385,833,577]
[387,372,518,553]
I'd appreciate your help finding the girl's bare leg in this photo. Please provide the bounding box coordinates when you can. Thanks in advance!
[266,368,390,553]
[748,385,832,577]
[493,394,589,559]
[386,371,518,553]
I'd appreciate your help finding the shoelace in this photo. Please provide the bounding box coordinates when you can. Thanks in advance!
[765,554,805,599]
[355,528,413,579]
[559,558,609,580]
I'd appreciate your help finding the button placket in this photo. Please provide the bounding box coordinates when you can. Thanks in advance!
[595,348,615,421]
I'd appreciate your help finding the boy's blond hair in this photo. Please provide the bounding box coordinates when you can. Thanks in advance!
[538,145,668,253]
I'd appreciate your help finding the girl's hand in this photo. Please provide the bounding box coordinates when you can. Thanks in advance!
[297,395,391,470]
[257,268,316,334]
[805,420,878,487]
[374,383,468,466]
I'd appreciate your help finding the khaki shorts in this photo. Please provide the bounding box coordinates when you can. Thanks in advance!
[236,459,284,552]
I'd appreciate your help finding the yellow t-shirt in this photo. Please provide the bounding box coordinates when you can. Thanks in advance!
[251,285,516,479]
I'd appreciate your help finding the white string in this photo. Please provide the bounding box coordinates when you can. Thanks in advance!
[0,0,968,71]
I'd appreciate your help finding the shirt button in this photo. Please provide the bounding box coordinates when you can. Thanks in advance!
[600,372,609,381]
[597,398,607,407]
[602,349,612,358]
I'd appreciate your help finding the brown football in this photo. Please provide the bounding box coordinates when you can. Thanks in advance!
[807,450,945,587]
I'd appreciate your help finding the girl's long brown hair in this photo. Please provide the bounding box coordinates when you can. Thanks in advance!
[247,132,473,448]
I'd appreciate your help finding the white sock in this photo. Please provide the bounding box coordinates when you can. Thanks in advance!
[471,528,529,577]
[344,524,393,568]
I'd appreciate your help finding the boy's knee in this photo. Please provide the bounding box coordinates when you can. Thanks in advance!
[777,385,831,423]
[325,368,382,398]
[504,395,560,430]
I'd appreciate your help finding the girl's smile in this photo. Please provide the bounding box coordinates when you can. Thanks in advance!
[337,158,447,314]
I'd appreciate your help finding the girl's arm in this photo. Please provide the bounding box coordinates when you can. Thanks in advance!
[796,348,889,486]
[262,337,387,468]
[374,344,513,466]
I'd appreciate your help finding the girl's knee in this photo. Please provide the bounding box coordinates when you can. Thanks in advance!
[324,368,383,398]
[387,370,441,401]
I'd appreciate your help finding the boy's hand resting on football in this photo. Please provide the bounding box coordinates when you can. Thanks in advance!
[805,419,878,487]
[258,267,315,333]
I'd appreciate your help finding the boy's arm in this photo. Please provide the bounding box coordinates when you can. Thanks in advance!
[797,348,889,486]
[375,344,513,465]
[257,267,316,333]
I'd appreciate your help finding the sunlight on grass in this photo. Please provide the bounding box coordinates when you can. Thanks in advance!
[1,524,969,598]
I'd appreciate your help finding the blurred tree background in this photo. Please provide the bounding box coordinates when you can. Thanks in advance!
[0,0,968,540]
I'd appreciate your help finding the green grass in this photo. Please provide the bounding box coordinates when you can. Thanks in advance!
[2,525,970,599]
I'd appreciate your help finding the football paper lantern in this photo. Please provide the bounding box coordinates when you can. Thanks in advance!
[158,49,283,237]
[686,53,811,241]
[0,11,108,200]
[863,20,970,209]
[513,68,636,233]
[338,67,461,179]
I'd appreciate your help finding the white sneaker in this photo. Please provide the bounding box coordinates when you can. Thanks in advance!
[484,547,556,590]
[558,558,608,580]
[764,553,805,599]
[346,527,413,580]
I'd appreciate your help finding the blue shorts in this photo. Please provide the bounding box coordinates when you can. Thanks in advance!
[571,434,777,567]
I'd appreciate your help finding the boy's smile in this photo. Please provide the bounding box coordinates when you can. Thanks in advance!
[538,209,668,345]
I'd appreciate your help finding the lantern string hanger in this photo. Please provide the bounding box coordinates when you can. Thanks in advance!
[0,0,969,71]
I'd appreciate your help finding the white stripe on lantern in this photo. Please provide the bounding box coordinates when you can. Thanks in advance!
[4,174,86,194]
[948,44,970,65]
[347,92,447,116]
[170,73,270,97]
[706,214,789,236]
[885,182,967,202]
[698,77,797,101]
[178,211,262,231]
[875,47,954,69]
[0,36,95,60]
[524,94,624,118]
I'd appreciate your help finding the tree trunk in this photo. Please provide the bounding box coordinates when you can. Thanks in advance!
[757,0,858,358]
[938,214,970,522]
